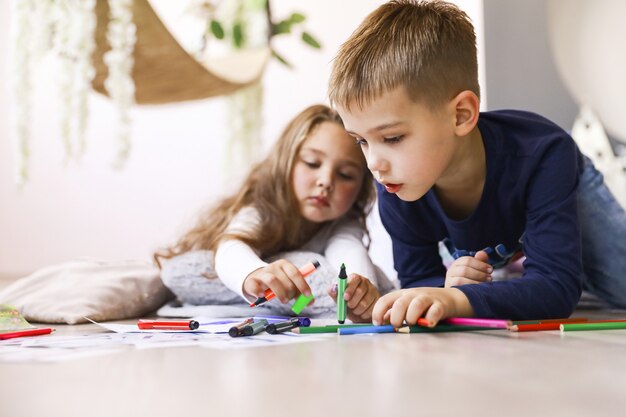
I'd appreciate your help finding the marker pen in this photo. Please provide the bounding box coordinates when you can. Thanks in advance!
[337,263,347,324]
[240,319,269,336]
[228,318,254,337]
[250,260,321,307]
[265,318,301,334]
[137,319,200,330]
[298,317,312,327]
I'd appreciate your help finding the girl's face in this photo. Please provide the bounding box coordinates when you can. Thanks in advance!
[292,121,366,223]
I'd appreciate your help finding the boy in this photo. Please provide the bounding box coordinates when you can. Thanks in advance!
[328,0,626,326]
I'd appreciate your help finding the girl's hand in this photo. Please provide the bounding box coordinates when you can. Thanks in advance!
[372,287,473,328]
[243,260,312,303]
[327,273,381,323]
[445,250,493,287]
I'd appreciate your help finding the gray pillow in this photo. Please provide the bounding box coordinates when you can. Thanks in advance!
[0,259,173,324]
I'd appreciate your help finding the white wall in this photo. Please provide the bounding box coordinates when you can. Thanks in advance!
[0,0,484,278]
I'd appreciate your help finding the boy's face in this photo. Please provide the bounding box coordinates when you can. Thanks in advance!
[336,87,458,202]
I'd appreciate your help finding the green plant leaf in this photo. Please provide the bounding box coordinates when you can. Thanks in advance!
[272,20,292,35]
[289,13,306,24]
[210,20,225,40]
[301,32,321,49]
[271,49,292,68]
[232,22,245,48]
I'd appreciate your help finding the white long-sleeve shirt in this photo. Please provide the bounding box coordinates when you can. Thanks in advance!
[215,207,378,302]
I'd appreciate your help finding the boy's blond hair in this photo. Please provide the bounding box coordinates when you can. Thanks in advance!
[329,0,480,110]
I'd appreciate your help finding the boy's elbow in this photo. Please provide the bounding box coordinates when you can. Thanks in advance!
[547,276,582,319]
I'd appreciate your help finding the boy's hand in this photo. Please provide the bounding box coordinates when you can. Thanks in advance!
[372,287,473,328]
[243,260,312,303]
[327,273,381,323]
[445,250,492,287]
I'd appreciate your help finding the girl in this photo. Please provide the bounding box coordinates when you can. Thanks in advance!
[155,105,394,321]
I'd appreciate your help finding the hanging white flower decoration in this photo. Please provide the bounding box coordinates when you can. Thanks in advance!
[9,0,135,184]
[104,0,136,168]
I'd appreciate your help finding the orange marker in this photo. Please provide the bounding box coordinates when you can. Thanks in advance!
[250,260,321,307]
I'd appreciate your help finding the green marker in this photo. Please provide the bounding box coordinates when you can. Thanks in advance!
[337,263,347,324]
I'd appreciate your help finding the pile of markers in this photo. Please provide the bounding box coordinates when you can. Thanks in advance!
[228,317,312,337]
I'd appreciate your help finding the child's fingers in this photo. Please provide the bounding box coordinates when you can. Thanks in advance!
[327,284,338,302]
[405,298,444,327]
[451,256,492,274]
[351,292,376,317]
[257,271,291,302]
[447,264,492,280]
[345,275,367,307]
[372,291,401,325]
[281,262,313,298]
[383,310,392,324]
[445,258,492,287]
[389,295,412,328]
[423,301,445,326]
[445,276,491,288]
[474,250,490,263]
[244,278,267,300]
[342,273,364,301]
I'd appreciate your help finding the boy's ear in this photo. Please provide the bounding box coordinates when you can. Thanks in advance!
[452,90,480,136]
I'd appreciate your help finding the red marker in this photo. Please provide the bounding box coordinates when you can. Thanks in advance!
[0,327,54,340]
[137,319,199,330]
[250,260,321,307]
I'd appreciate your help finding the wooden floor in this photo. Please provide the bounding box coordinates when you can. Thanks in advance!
[1,276,625,417]
[2,307,626,417]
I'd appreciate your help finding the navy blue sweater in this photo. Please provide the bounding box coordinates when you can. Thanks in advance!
[377,110,584,320]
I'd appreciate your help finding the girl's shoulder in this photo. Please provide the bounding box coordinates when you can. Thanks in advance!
[312,215,365,244]
[225,206,261,233]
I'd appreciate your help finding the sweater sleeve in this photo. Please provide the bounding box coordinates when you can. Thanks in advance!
[456,140,583,320]
[214,207,267,302]
[323,218,379,285]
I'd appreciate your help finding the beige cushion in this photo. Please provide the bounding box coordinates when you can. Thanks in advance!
[0,259,173,324]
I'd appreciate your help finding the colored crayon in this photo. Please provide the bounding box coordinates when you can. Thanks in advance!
[510,323,564,332]
[293,324,371,334]
[511,317,588,325]
[443,317,510,329]
[397,324,498,333]
[561,322,626,332]
[338,325,396,335]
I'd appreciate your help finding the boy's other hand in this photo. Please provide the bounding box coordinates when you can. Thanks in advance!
[243,260,312,303]
[327,273,381,323]
[371,287,473,328]
[445,250,493,287]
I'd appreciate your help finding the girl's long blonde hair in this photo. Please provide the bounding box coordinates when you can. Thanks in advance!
[155,104,375,267]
